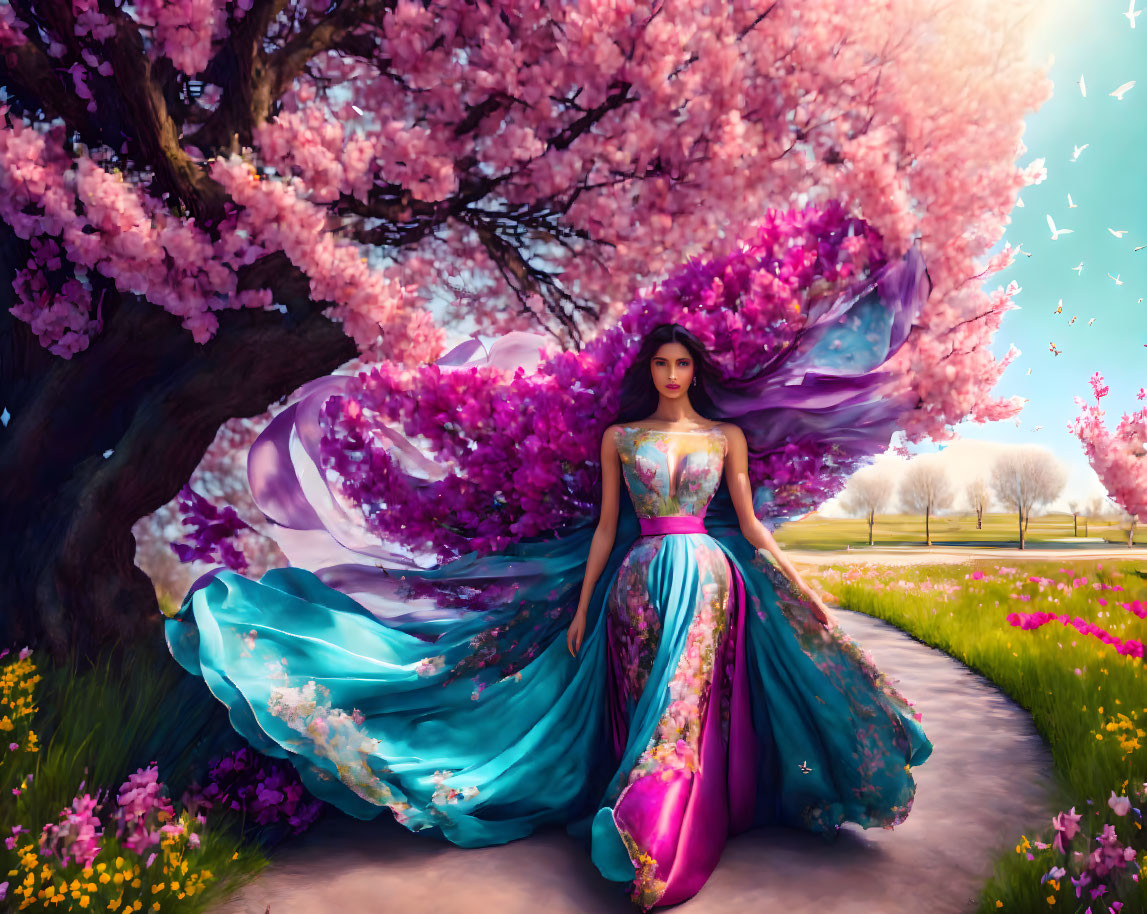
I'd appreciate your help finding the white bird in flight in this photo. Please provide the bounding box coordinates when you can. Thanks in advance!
[1072,144,1089,161]
[1067,193,1078,208]
[1109,228,1129,238]
[1134,244,1147,252]
[1108,272,1124,285]
[1088,317,1096,325]
[1110,80,1136,101]
[1047,214,1073,240]
[1079,75,1087,97]
[1014,242,1032,258]
[1034,425,1044,431]
[1073,261,1084,274]
[1127,0,1142,28]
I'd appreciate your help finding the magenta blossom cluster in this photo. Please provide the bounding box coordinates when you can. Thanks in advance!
[33,763,184,870]
[170,483,253,573]
[1005,611,1145,661]
[319,201,888,561]
[188,746,324,837]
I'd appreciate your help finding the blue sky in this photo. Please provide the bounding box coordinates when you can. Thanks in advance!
[890,0,1147,513]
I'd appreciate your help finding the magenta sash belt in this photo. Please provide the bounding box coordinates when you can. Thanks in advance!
[639,515,707,536]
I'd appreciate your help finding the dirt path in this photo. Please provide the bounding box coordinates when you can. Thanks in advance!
[208,607,1058,914]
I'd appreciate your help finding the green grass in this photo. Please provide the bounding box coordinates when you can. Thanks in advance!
[0,622,277,912]
[774,512,1142,551]
[799,558,1147,913]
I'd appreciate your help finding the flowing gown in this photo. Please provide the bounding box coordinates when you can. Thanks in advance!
[165,419,933,911]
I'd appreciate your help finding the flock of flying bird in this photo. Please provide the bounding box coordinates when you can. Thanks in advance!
[1008,62,1147,409]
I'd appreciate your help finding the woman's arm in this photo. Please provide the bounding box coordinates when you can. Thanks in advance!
[568,427,620,655]
[575,426,620,612]
[722,424,834,623]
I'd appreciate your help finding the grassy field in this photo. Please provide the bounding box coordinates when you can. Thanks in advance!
[799,557,1146,913]
[773,512,1141,551]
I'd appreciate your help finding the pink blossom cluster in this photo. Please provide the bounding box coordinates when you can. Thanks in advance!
[319,202,887,560]
[1068,373,1147,527]
[111,763,176,855]
[132,0,245,77]
[0,109,440,365]
[38,791,104,870]
[1005,611,1145,661]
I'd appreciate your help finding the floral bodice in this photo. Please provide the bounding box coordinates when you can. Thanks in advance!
[612,425,727,519]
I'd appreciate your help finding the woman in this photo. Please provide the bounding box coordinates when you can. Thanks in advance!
[562,323,925,908]
[166,245,933,911]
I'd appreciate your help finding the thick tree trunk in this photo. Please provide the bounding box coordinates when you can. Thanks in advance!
[0,241,358,670]
[867,510,874,546]
[1018,508,1025,549]
[924,507,930,546]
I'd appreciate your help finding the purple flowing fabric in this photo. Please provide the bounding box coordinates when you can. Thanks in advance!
[239,331,557,622]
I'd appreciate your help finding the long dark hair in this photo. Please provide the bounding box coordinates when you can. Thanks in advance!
[609,323,726,426]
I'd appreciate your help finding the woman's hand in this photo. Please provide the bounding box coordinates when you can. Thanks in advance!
[801,588,838,630]
[567,606,588,657]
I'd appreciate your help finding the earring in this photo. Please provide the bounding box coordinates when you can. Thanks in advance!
[691,376,697,387]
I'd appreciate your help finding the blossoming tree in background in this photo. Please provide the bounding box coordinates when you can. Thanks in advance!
[1069,373,1147,547]
[0,0,1050,660]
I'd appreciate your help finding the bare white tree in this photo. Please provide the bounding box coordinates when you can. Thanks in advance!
[989,446,1068,549]
[1067,499,1080,537]
[838,467,894,546]
[965,478,991,530]
[897,457,956,546]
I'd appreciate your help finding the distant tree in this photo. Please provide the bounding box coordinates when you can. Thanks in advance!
[989,446,1067,549]
[838,467,894,546]
[965,478,991,530]
[1067,499,1080,537]
[897,457,955,546]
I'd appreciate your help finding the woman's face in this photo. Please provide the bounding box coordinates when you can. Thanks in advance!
[650,342,694,400]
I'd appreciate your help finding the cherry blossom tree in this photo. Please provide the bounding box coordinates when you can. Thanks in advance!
[0,0,1051,661]
[1068,373,1147,547]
